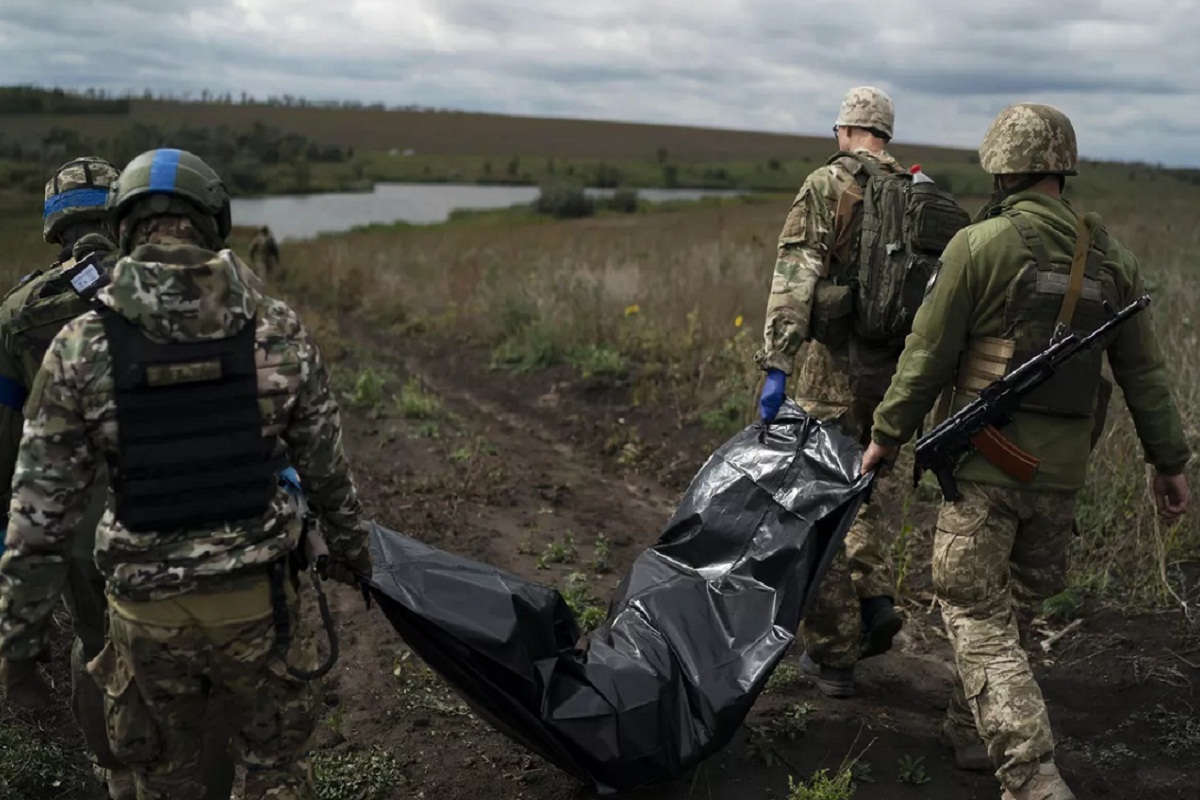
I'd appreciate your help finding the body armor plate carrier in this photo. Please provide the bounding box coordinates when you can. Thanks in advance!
[103,312,281,532]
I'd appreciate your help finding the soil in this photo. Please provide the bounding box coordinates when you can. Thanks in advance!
[322,327,1200,800]
[9,325,1198,800]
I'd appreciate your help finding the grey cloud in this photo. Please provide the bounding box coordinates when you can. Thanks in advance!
[3,0,1199,164]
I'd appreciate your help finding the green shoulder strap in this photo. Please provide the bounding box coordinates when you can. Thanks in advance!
[1001,208,1054,275]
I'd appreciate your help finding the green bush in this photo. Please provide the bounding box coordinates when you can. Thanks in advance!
[534,183,594,219]
[606,187,640,213]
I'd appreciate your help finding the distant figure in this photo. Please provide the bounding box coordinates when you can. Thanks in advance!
[249,224,281,280]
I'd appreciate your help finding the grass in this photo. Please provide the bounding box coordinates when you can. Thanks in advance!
[787,767,857,800]
[272,172,1200,612]
[313,745,406,800]
[0,716,91,799]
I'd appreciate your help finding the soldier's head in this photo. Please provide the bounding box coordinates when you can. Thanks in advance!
[979,103,1078,196]
[43,156,121,251]
[834,86,894,151]
[107,149,232,255]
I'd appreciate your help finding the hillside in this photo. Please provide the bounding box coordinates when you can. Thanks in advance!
[1,97,978,165]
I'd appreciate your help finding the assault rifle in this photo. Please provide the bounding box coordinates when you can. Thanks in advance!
[914,294,1151,502]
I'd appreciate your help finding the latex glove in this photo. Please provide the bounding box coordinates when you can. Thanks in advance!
[758,369,787,423]
[278,466,303,498]
[1153,471,1190,524]
[861,441,899,477]
[1,657,51,713]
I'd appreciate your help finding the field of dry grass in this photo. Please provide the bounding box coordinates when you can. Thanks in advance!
[278,184,1200,610]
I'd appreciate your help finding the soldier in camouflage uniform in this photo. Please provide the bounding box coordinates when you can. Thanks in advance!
[0,157,139,797]
[863,105,1191,800]
[756,86,905,696]
[248,226,280,282]
[0,148,372,800]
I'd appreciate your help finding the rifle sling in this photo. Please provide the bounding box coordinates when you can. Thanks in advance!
[970,425,1039,483]
[1059,216,1091,328]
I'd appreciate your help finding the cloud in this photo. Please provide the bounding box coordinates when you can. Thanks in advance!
[4,0,1199,165]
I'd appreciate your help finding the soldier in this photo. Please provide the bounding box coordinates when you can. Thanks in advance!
[862,104,1191,800]
[248,224,280,281]
[755,86,907,696]
[0,148,372,799]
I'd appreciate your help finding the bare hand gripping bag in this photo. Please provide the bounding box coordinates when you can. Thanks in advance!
[367,401,872,794]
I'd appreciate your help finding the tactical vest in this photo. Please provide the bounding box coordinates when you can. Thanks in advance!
[102,312,283,532]
[6,255,110,384]
[957,209,1117,418]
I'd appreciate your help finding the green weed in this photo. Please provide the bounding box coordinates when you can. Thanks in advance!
[394,377,441,419]
[765,659,803,694]
[535,532,578,569]
[591,534,613,574]
[561,571,608,632]
[1041,588,1085,622]
[896,754,931,785]
[314,745,406,800]
[568,344,629,382]
[491,323,563,373]
[343,366,386,408]
[787,767,856,800]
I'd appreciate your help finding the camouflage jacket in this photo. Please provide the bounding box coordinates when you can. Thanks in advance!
[0,244,369,659]
[755,148,903,375]
[0,236,117,560]
[873,191,1191,491]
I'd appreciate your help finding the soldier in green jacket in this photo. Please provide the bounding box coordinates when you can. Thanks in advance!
[862,104,1191,800]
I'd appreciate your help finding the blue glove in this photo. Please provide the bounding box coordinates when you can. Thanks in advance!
[278,466,303,499]
[759,369,787,423]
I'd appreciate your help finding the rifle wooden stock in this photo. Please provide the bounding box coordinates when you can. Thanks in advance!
[970,425,1040,483]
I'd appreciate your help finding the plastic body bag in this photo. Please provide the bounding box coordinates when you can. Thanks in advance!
[368,402,872,794]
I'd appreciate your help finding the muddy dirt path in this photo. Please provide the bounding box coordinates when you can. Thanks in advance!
[321,331,1199,800]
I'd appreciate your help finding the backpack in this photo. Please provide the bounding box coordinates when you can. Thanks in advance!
[832,153,970,344]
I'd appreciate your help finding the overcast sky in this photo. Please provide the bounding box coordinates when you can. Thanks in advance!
[3,0,1198,166]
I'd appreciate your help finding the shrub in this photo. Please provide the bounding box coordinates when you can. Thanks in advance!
[533,183,594,219]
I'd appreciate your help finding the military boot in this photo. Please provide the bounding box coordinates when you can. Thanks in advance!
[1000,761,1075,800]
[102,767,137,800]
[799,651,855,698]
[860,596,903,659]
[939,717,991,772]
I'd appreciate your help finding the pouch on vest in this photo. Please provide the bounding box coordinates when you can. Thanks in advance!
[809,280,853,349]
[102,313,282,532]
[8,257,103,377]
[828,153,970,346]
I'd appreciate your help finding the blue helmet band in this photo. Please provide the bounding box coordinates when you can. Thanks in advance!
[43,187,110,219]
[148,148,183,192]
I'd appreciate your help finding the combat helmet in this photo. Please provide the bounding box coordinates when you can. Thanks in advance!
[108,148,231,253]
[979,103,1078,176]
[43,156,121,244]
[835,86,895,140]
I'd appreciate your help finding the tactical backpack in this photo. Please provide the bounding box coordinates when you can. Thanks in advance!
[832,153,971,344]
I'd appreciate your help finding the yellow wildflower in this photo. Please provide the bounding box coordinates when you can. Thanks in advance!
[734,314,744,328]
[624,304,640,317]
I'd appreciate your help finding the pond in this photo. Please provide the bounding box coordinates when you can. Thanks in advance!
[230,183,745,241]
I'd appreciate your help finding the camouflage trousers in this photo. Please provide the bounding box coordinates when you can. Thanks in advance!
[63,556,236,797]
[91,593,318,800]
[935,481,1073,790]
[796,388,895,669]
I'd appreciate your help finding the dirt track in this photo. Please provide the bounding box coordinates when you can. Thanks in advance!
[320,329,1200,800]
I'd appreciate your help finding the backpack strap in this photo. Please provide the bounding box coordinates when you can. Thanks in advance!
[826,150,884,181]
[1001,209,1054,275]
